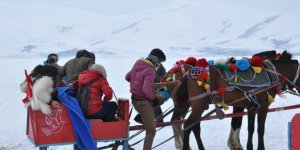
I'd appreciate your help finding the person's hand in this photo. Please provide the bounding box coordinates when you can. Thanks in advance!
[153,94,165,106]
[159,90,171,101]
[57,80,66,87]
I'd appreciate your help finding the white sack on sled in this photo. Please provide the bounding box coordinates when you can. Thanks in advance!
[30,76,53,114]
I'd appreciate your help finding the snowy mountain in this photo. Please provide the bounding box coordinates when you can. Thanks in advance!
[0,0,300,58]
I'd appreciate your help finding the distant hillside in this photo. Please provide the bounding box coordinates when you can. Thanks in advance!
[0,0,299,58]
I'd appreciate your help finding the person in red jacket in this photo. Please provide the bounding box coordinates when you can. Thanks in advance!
[78,64,117,121]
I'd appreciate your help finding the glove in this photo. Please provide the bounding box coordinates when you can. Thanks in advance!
[159,90,171,101]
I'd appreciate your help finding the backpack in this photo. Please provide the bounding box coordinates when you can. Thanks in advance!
[76,77,103,115]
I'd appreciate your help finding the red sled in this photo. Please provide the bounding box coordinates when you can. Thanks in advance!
[26,98,130,150]
[289,113,300,150]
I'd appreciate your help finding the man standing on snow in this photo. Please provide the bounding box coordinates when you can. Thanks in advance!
[125,48,169,150]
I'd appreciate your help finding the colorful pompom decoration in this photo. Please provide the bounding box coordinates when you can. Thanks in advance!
[160,78,166,83]
[215,58,226,65]
[201,71,209,79]
[208,60,214,65]
[250,56,263,67]
[196,58,208,67]
[186,57,197,66]
[204,84,210,89]
[215,64,230,71]
[171,67,181,73]
[197,81,203,86]
[230,64,238,71]
[221,101,229,110]
[196,75,202,81]
[235,59,250,71]
[176,60,186,65]
[217,87,225,95]
[252,66,262,73]
[268,94,274,104]
[166,77,172,81]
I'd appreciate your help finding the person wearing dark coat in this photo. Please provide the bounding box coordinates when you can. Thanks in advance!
[60,50,95,84]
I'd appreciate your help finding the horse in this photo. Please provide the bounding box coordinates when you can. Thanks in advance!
[228,50,300,150]
[20,64,59,114]
[161,51,299,150]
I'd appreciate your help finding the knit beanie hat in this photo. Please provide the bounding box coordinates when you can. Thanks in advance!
[149,48,166,61]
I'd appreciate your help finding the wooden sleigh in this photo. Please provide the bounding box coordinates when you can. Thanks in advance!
[26,98,129,150]
[23,70,130,150]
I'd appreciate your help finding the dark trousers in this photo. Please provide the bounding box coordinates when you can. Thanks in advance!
[87,101,118,122]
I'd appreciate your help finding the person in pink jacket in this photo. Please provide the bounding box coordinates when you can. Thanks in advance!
[125,48,166,150]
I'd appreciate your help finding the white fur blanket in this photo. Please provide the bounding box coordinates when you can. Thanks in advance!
[20,76,54,114]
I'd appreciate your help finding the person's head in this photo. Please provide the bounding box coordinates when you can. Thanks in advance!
[30,65,44,77]
[89,52,95,61]
[36,65,59,81]
[148,48,166,66]
[47,53,59,65]
[90,64,107,78]
[76,49,92,58]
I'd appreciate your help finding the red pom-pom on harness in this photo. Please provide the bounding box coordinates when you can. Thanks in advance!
[201,71,209,80]
[171,67,181,73]
[186,57,197,66]
[176,60,186,65]
[196,58,208,67]
[230,64,238,71]
[217,87,225,95]
[250,56,263,67]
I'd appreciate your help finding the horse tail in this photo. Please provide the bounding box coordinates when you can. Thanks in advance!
[176,76,189,103]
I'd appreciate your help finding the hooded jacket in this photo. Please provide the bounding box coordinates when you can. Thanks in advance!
[125,58,156,101]
[78,70,112,115]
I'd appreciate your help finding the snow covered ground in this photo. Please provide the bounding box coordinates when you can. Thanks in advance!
[1,56,299,150]
[0,0,300,149]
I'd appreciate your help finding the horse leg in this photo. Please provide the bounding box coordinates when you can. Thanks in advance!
[228,107,244,150]
[172,125,183,150]
[257,107,268,150]
[192,122,204,150]
[183,112,205,150]
[171,104,189,150]
[247,109,256,150]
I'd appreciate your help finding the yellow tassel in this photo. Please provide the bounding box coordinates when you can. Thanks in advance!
[234,76,237,83]
[204,84,210,89]
[166,77,172,81]
[268,94,274,104]
[222,101,229,110]
[252,66,262,73]
[197,81,203,87]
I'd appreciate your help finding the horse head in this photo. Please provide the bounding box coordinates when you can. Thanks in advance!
[273,51,299,93]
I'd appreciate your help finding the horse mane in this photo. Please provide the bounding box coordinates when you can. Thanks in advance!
[278,50,292,60]
[253,50,277,60]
